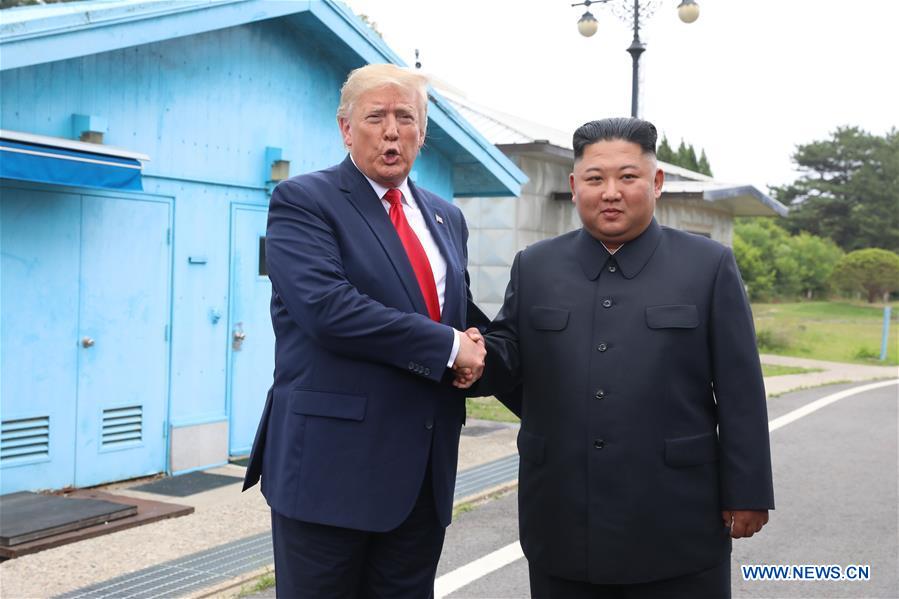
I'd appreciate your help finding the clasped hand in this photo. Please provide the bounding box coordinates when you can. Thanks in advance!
[452,328,485,389]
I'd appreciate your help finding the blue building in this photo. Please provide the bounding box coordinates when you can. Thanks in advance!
[0,0,525,494]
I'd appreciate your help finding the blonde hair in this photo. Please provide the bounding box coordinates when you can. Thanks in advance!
[337,63,430,134]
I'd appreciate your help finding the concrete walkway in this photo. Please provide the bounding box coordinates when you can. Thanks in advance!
[760,353,897,396]
[0,356,895,598]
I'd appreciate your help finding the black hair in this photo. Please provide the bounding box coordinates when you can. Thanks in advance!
[572,117,658,160]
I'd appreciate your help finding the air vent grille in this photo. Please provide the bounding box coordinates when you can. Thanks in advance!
[1,416,50,464]
[102,405,142,447]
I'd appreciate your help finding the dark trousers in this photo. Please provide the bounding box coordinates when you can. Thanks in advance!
[271,466,445,599]
[528,559,731,599]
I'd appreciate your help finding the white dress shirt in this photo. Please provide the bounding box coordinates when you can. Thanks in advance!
[351,159,461,367]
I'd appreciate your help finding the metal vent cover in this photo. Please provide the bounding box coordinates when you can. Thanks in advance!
[101,405,142,448]
[1,416,50,464]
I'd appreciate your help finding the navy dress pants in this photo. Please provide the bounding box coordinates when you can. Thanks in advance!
[528,559,731,599]
[270,466,445,598]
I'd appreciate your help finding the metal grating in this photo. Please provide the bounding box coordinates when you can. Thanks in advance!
[57,455,521,598]
[55,533,273,599]
[454,454,519,501]
[1,416,50,463]
[101,406,142,448]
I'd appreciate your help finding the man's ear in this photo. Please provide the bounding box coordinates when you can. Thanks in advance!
[338,117,352,149]
[569,172,577,203]
[653,167,664,198]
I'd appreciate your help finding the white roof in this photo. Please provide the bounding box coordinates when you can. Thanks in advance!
[432,82,786,216]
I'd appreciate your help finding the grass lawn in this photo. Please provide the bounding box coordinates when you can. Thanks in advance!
[760,363,821,377]
[466,396,519,423]
[752,301,898,366]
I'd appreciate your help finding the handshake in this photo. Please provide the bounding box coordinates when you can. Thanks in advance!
[451,327,486,389]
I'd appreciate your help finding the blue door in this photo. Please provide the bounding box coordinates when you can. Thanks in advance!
[227,205,273,455]
[75,194,171,487]
[0,186,171,492]
[1,188,80,492]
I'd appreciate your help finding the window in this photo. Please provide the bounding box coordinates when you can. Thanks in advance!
[259,236,267,277]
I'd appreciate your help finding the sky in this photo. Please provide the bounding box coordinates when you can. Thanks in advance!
[344,0,899,193]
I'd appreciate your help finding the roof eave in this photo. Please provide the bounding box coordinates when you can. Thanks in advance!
[702,185,789,217]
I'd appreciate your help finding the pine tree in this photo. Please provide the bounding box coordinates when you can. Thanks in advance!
[697,149,713,176]
[657,135,675,163]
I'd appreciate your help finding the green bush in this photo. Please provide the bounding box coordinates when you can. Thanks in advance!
[756,328,791,352]
[830,249,899,303]
[734,220,843,301]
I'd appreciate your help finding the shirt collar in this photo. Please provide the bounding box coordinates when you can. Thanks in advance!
[349,155,414,208]
[576,217,662,280]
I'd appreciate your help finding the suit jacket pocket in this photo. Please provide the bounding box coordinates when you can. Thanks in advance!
[290,389,367,421]
[665,432,718,467]
[529,306,570,331]
[517,429,545,465]
[646,304,699,329]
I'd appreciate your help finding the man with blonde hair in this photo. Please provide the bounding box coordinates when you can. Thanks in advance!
[243,62,487,597]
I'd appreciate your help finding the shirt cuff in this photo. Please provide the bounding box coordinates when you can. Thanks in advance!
[447,329,461,368]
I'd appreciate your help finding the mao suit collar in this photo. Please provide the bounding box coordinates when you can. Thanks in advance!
[576,217,663,280]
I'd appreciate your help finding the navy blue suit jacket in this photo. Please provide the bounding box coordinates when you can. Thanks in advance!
[243,156,484,531]
[478,219,775,584]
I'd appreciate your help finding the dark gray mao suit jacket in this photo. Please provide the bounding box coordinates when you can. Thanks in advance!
[479,218,775,585]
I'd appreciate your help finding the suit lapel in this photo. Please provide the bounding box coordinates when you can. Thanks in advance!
[337,157,429,318]
[409,180,461,328]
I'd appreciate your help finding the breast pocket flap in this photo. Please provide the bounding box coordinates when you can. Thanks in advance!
[645,304,699,329]
[517,429,545,465]
[665,432,718,468]
[290,389,367,421]
[529,306,570,331]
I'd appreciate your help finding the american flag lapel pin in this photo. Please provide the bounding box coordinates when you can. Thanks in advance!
[435,213,444,224]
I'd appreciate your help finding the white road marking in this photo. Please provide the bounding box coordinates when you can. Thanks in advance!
[434,541,524,598]
[768,379,898,432]
[436,379,899,597]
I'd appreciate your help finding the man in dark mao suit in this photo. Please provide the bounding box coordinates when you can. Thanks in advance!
[243,63,487,597]
[459,118,774,598]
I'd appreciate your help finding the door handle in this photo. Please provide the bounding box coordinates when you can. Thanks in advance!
[232,323,246,350]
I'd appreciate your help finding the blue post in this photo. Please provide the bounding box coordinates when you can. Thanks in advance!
[880,306,892,361]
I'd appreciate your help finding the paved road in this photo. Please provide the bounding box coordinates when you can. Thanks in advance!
[435,381,899,598]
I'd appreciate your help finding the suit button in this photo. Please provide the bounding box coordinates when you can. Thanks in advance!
[425,420,434,430]
[608,265,617,273]
[602,298,613,308]
[594,439,605,449]
[597,343,608,352]
[594,389,605,400]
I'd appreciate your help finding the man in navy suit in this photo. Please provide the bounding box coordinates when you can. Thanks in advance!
[243,63,487,597]
[458,118,774,598]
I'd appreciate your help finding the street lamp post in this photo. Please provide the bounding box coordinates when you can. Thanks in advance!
[573,0,700,118]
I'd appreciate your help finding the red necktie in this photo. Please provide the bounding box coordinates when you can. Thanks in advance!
[384,188,441,322]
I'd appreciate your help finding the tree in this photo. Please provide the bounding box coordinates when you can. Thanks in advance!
[773,127,899,252]
[657,135,676,164]
[675,140,699,172]
[659,136,712,176]
[829,249,899,303]
[733,219,842,300]
[733,220,799,300]
[790,232,844,298]
[697,149,713,177]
